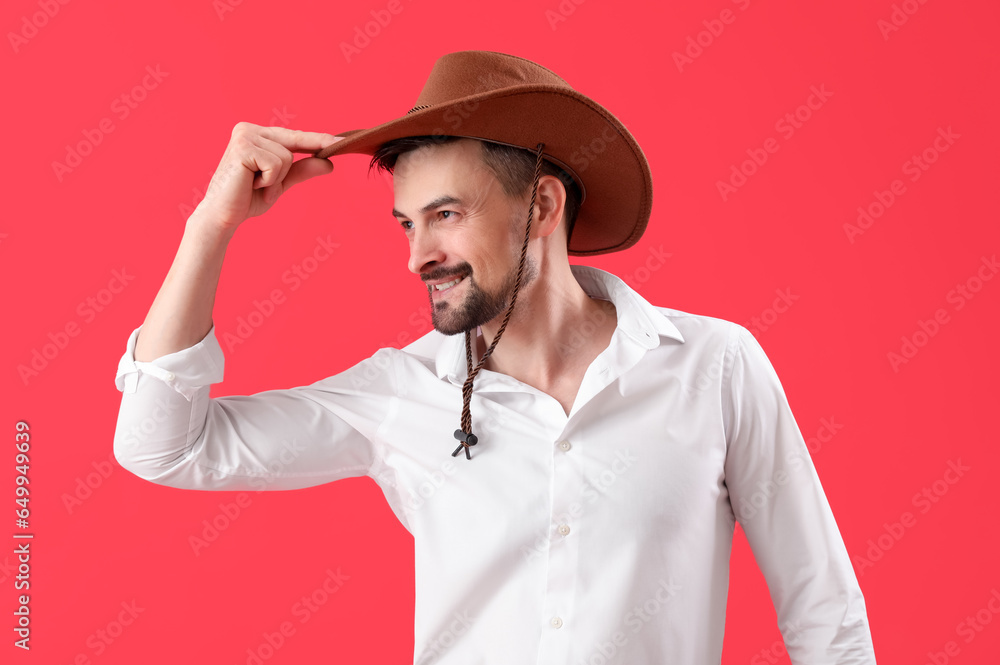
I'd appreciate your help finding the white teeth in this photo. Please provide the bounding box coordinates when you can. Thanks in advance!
[434,276,464,291]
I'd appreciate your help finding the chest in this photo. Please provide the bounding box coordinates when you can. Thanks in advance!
[488,341,608,417]
[375,358,729,534]
[535,365,590,416]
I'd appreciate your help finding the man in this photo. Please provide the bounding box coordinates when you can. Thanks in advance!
[113,50,877,663]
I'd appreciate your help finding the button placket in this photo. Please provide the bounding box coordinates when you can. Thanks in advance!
[534,435,583,662]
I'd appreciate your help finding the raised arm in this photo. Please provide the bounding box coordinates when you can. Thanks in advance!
[134,122,342,361]
[113,124,395,493]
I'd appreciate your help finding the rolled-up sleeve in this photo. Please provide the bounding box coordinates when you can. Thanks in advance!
[722,325,877,664]
[113,324,394,492]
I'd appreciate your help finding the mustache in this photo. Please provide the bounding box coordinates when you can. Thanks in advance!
[421,263,473,282]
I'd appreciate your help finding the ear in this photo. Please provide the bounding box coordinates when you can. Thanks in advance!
[532,175,567,240]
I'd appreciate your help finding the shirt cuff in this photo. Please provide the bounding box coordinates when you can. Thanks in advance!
[115,324,225,400]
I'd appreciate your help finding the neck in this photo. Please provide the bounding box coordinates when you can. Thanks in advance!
[475,263,617,384]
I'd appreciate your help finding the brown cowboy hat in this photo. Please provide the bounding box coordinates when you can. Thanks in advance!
[314,50,652,256]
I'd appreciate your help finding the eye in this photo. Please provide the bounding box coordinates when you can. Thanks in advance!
[440,210,455,219]
[399,220,414,231]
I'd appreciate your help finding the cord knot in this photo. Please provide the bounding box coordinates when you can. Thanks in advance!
[452,429,479,459]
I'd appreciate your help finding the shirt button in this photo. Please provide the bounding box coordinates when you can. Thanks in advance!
[550,616,563,628]
[164,371,175,381]
[558,440,572,451]
[557,524,571,535]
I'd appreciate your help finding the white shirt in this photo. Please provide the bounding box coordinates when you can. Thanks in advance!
[113,264,876,664]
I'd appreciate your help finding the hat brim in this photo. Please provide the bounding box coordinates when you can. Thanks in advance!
[314,84,652,256]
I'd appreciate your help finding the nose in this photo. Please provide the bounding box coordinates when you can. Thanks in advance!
[407,225,446,275]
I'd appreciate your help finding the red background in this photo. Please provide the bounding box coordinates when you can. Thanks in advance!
[4,0,999,663]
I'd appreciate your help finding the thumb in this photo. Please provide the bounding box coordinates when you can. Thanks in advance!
[283,156,335,191]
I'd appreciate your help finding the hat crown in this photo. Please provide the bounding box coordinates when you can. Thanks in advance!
[409,51,571,114]
[317,50,653,256]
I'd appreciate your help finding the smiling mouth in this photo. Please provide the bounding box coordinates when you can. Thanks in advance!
[429,274,466,294]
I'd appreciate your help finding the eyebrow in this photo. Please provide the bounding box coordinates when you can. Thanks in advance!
[392,195,462,219]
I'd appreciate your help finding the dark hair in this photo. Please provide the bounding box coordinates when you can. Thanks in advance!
[369,136,582,247]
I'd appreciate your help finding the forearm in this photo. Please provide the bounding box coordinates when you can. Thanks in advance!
[134,207,235,362]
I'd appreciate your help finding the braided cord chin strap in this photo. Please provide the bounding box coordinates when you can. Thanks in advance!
[452,142,546,460]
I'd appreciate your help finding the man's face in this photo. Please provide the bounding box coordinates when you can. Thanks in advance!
[391,139,535,336]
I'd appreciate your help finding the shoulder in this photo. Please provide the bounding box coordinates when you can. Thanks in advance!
[648,302,749,353]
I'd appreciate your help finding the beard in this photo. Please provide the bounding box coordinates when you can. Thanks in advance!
[428,252,537,336]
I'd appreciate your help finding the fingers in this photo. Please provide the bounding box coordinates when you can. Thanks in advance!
[231,124,343,192]
[217,122,342,220]
[255,125,346,156]
[250,134,296,191]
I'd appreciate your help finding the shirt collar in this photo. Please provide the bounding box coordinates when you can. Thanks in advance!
[420,264,684,385]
